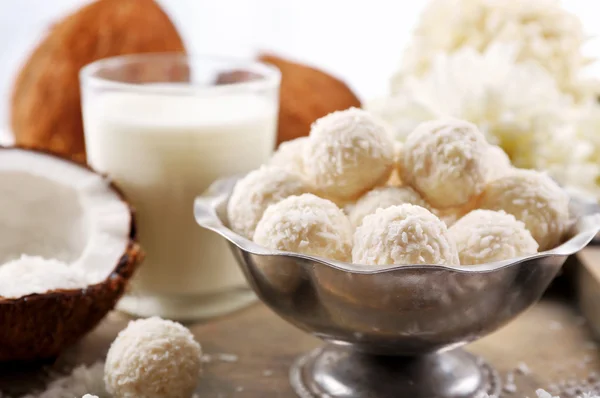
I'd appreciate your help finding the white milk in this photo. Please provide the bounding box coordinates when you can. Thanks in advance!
[83,90,277,317]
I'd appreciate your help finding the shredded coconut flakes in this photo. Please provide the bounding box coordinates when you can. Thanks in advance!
[6,362,107,398]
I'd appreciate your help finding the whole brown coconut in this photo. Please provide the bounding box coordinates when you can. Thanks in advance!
[0,147,142,362]
[11,0,185,163]
[258,53,362,146]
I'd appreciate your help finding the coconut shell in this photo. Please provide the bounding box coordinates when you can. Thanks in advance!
[0,147,143,362]
[11,0,185,163]
[258,53,362,146]
[215,70,261,85]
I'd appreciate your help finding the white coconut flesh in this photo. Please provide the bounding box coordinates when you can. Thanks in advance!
[0,148,132,299]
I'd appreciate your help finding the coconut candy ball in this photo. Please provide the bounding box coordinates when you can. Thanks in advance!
[450,209,538,265]
[485,144,513,182]
[269,137,308,175]
[254,193,353,261]
[352,203,459,266]
[432,205,472,227]
[227,165,311,239]
[393,140,405,165]
[478,169,570,251]
[387,140,405,186]
[349,185,429,227]
[104,317,202,398]
[303,107,395,201]
[402,118,489,209]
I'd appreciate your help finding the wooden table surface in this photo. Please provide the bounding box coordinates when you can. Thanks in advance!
[3,249,600,397]
[189,298,600,397]
[2,295,599,398]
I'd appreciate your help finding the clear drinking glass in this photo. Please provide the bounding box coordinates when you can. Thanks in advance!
[80,54,280,321]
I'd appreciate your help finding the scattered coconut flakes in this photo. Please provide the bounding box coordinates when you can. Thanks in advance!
[5,359,208,398]
[547,384,559,394]
[504,371,517,394]
[517,362,531,375]
[540,370,600,398]
[200,352,239,364]
[0,255,88,299]
[200,354,213,363]
[13,362,106,398]
[549,321,564,331]
[215,353,238,363]
[484,389,599,398]
[497,359,600,398]
[536,389,559,398]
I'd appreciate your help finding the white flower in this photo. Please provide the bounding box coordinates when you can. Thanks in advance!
[369,44,598,196]
[396,0,590,100]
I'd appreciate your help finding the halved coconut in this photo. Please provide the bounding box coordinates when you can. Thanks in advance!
[0,147,141,362]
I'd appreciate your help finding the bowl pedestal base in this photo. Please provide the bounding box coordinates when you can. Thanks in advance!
[290,344,500,398]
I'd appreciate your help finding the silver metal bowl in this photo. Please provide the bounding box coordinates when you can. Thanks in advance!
[195,176,600,398]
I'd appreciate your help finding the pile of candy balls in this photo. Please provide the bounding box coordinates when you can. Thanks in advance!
[227,108,570,267]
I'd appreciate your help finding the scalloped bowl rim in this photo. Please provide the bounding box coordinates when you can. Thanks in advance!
[194,177,600,275]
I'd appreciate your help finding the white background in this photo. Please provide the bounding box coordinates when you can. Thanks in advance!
[1,0,600,139]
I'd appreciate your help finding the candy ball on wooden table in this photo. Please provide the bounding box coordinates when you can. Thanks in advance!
[450,209,539,265]
[269,137,307,175]
[104,317,202,398]
[478,169,570,251]
[352,204,459,266]
[227,165,311,240]
[254,193,353,261]
[303,107,395,202]
[402,118,489,209]
[348,185,429,227]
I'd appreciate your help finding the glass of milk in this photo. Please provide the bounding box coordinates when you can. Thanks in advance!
[80,54,280,320]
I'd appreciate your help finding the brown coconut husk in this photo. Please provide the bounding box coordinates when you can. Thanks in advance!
[11,0,186,163]
[258,53,362,146]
